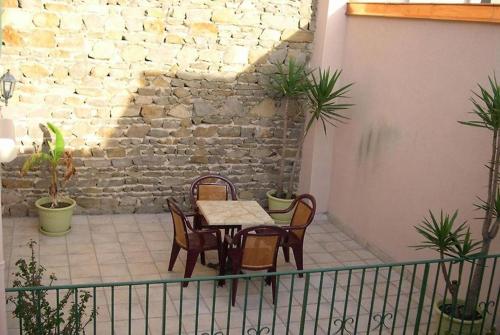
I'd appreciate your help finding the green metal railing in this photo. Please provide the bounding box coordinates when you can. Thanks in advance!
[6,254,499,335]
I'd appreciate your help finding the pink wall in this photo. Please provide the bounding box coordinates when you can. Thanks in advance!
[304,14,500,261]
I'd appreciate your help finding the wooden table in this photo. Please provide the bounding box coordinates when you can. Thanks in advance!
[196,200,275,227]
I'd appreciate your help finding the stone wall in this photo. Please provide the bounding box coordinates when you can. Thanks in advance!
[0,0,316,216]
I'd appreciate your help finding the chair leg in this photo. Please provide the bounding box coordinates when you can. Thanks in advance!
[183,250,199,287]
[200,252,206,265]
[291,244,304,278]
[270,270,277,305]
[231,259,241,306]
[282,245,290,263]
[168,241,181,271]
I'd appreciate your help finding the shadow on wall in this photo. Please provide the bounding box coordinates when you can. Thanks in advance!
[0,1,316,216]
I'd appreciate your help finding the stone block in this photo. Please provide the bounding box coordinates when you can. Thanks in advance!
[193,126,217,137]
[121,45,147,62]
[166,34,184,44]
[20,64,49,79]
[168,105,191,119]
[223,46,248,65]
[212,8,238,24]
[29,30,56,48]
[217,126,241,137]
[126,124,151,138]
[141,105,165,119]
[193,100,216,117]
[189,23,217,38]
[106,147,126,158]
[250,98,276,118]
[33,12,59,28]
[89,41,116,60]
[144,18,165,33]
[2,26,24,47]
[105,15,125,31]
[60,14,82,31]
[186,9,211,22]
[260,29,281,41]
[282,29,314,43]
[44,2,71,11]
[2,9,33,30]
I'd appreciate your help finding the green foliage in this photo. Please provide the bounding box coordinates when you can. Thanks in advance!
[412,210,481,258]
[268,58,311,99]
[307,69,353,134]
[20,123,75,207]
[7,240,96,334]
[459,74,500,131]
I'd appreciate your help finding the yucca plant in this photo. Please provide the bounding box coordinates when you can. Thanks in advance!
[413,74,500,323]
[20,123,75,208]
[412,210,481,317]
[268,59,311,199]
[268,60,353,199]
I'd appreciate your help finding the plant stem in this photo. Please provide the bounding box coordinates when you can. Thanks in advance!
[276,97,290,198]
[50,162,58,207]
[464,129,500,318]
[286,132,306,199]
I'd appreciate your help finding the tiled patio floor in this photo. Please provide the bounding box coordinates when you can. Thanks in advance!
[3,214,425,334]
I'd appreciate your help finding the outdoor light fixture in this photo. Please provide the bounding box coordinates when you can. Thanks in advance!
[0,69,16,335]
[0,70,16,106]
[0,70,17,163]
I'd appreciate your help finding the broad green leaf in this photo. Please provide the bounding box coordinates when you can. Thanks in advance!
[47,122,65,162]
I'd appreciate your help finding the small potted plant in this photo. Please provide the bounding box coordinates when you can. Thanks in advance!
[412,74,500,335]
[7,240,96,333]
[21,122,76,236]
[266,59,353,223]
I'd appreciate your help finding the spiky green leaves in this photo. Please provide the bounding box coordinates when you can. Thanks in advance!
[459,74,500,131]
[412,210,481,258]
[307,69,353,134]
[268,58,311,98]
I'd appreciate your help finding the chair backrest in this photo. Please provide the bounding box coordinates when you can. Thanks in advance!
[167,199,190,249]
[190,174,237,204]
[234,226,286,271]
[290,194,316,240]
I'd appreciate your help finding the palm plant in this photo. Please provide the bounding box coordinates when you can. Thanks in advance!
[268,60,353,199]
[20,123,75,208]
[413,74,500,321]
[268,59,310,199]
[412,210,481,317]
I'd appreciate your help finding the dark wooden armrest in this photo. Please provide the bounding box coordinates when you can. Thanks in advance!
[184,211,196,217]
[266,199,297,215]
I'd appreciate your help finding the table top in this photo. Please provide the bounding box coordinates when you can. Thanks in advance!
[196,200,275,226]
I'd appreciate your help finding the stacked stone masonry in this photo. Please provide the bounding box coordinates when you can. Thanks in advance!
[0,0,316,216]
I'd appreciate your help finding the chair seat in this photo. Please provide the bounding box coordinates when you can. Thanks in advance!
[187,232,219,250]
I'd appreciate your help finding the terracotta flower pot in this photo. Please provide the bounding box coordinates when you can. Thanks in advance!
[35,197,75,237]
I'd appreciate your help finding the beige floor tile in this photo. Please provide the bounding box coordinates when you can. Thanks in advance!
[67,243,94,255]
[71,263,100,278]
[97,252,127,265]
[114,222,140,233]
[123,251,154,263]
[118,232,143,243]
[100,263,130,277]
[128,262,159,276]
[69,253,98,266]
[94,242,122,254]
[92,232,118,244]
[40,243,67,256]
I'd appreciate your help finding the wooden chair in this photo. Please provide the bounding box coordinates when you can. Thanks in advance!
[167,198,222,287]
[223,225,286,306]
[189,174,238,265]
[267,194,316,277]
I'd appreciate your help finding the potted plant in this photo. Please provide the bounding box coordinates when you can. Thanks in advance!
[412,74,500,334]
[266,59,353,223]
[7,240,96,334]
[21,122,76,236]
